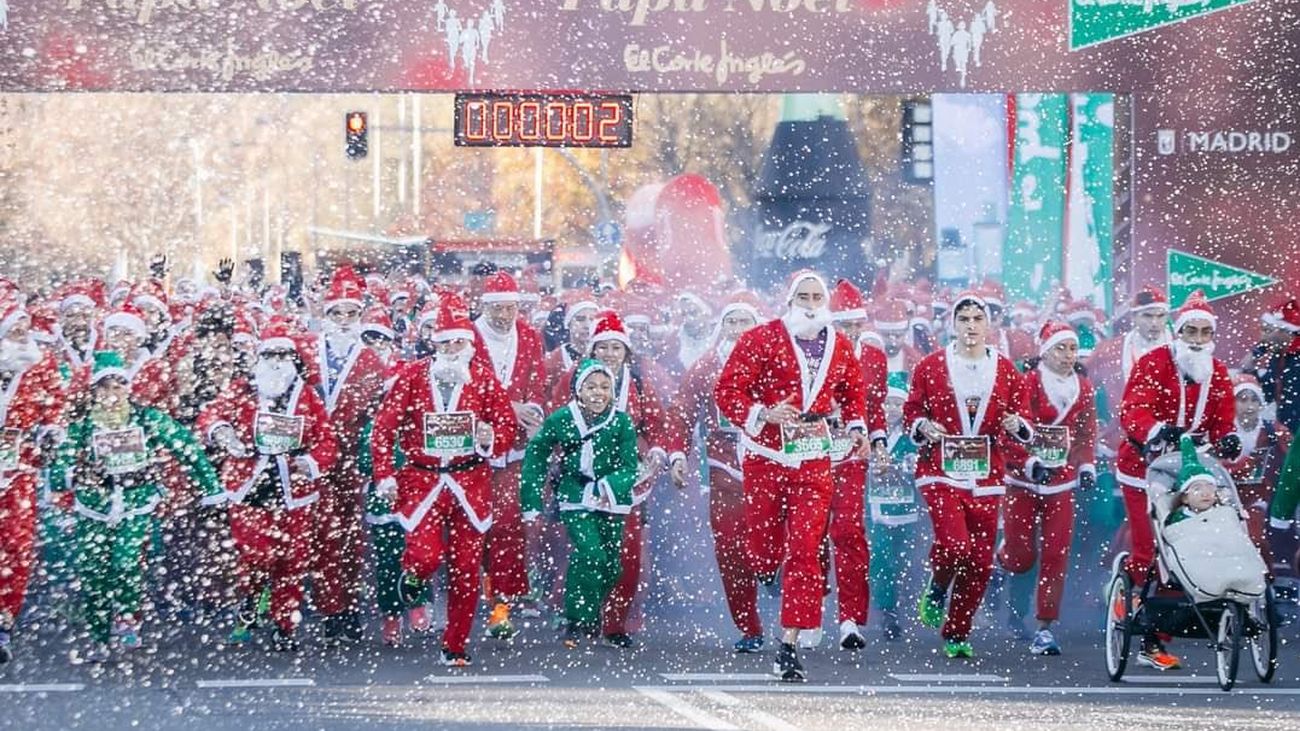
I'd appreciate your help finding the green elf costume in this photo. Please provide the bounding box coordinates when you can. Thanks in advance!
[520,359,639,646]
[49,352,222,661]
[867,372,921,640]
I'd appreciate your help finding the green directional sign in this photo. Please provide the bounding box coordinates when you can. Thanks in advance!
[1069,0,1259,51]
[1166,248,1277,307]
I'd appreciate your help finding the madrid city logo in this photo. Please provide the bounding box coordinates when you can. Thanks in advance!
[433,0,507,86]
[926,0,1001,88]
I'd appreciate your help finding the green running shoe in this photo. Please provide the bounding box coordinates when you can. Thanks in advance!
[917,579,947,629]
[943,640,974,659]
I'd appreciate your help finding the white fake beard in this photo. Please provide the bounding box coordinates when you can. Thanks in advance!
[0,337,41,374]
[431,351,472,384]
[321,320,360,354]
[782,305,833,339]
[1173,340,1216,384]
[253,360,298,398]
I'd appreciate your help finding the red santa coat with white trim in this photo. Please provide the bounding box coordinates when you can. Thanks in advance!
[1,355,66,486]
[667,348,743,481]
[369,357,516,533]
[541,344,584,412]
[902,345,1033,497]
[303,337,387,452]
[714,320,868,470]
[1088,330,1170,456]
[1117,344,1235,487]
[473,316,546,465]
[1003,366,1099,494]
[196,378,339,510]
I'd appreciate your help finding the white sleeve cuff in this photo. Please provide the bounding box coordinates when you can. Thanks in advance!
[868,429,887,444]
[909,418,930,445]
[647,447,667,463]
[1025,456,1042,474]
[1014,417,1034,444]
[522,510,541,522]
[1146,422,1166,444]
[1097,443,1117,459]
[845,418,867,434]
[376,476,398,499]
[669,451,687,465]
[475,434,495,458]
[199,493,227,507]
[204,421,234,445]
[35,425,67,446]
[294,455,321,480]
[1079,463,1097,478]
[1271,516,1294,530]
[744,403,766,438]
[597,478,617,507]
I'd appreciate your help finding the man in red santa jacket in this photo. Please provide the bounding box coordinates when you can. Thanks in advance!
[1117,289,1237,671]
[0,298,67,663]
[1221,373,1291,571]
[541,297,600,405]
[199,319,339,652]
[904,291,1033,660]
[1089,286,1172,459]
[473,271,547,639]
[370,302,516,667]
[667,292,765,652]
[998,321,1098,657]
[304,268,388,644]
[714,271,871,682]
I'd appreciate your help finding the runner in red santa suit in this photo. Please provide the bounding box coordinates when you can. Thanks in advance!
[1117,289,1238,671]
[998,321,1098,657]
[542,298,600,406]
[51,280,105,378]
[905,291,1033,659]
[303,267,388,644]
[370,302,516,667]
[666,292,765,652]
[1089,286,1172,459]
[819,279,888,651]
[472,271,547,639]
[0,299,67,664]
[714,271,870,682]
[198,319,339,652]
[550,310,671,648]
[875,299,924,380]
[1221,374,1291,570]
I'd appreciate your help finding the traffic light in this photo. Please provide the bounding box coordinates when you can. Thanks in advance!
[345,111,368,160]
[901,99,933,183]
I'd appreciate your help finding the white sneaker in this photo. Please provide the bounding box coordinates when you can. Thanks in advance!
[797,628,823,649]
[839,620,866,651]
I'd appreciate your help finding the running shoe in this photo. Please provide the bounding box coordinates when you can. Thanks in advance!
[486,602,516,640]
[918,577,947,629]
[733,635,764,654]
[1029,629,1061,656]
[441,648,473,667]
[943,639,974,659]
[773,642,806,683]
[839,620,866,651]
[381,615,403,647]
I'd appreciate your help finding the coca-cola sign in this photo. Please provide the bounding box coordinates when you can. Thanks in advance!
[754,221,831,260]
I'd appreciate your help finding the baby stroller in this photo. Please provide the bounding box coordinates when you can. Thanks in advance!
[1104,445,1280,691]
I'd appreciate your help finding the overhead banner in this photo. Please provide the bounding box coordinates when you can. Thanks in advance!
[1166,248,1277,308]
[1065,92,1114,314]
[1069,0,1260,50]
[1004,93,1068,305]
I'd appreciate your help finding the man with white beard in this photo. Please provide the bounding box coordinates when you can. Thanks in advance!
[306,268,387,645]
[715,272,870,682]
[669,292,716,376]
[0,298,66,664]
[52,280,103,377]
[1117,289,1237,671]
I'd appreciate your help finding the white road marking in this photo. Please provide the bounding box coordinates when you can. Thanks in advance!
[637,684,1300,697]
[635,687,739,730]
[700,690,804,731]
[889,673,1007,683]
[1121,676,1220,684]
[661,673,776,682]
[196,678,316,689]
[0,683,85,693]
[420,674,551,684]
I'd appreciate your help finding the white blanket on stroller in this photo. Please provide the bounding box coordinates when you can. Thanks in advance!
[1161,505,1267,603]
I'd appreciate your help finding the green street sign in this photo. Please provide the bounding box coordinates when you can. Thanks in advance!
[1166,248,1277,307]
[1069,0,1259,51]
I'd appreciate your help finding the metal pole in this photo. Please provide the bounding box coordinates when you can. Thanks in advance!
[398,96,407,204]
[411,95,422,218]
[373,95,382,218]
[533,147,543,239]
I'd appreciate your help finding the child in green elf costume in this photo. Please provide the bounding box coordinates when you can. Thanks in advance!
[520,359,639,647]
[49,352,223,663]
[868,373,921,641]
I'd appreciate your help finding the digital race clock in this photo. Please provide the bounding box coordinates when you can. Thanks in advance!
[453,93,634,148]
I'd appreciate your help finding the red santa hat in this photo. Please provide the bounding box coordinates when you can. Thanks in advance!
[365,275,389,307]
[720,291,765,322]
[1130,285,1168,314]
[951,290,989,321]
[676,291,713,314]
[874,299,911,333]
[783,270,828,306]
[910,297,934,331]
[1010,301,1037,320]
[1038,320,1079,356]
[564,298,600,330]
[431,300,476,343]
[1173,290,1216,333]
[257,317,300,354]
[56,279,106,314]
[131,281,171,323]
[518,268,543,304]
[830,279,868,322]
[480,271,522,304]
[27,303,57,344]
[860,329,886,353]
[1063,299,1097,325]
[416,301,440,332]
[102,302,149,339]
[1233,373,1265,401]
[1263,298,1300,334]
[587,310,631,354]
[231,308,258,348]
[361,306,397,341]
[979,280,1006,310]
[0,298,28,340]
[323,266,366,313]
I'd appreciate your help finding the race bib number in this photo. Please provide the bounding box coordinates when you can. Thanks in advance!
[829,428,855,462]
[423,412,475,459]
[0,428,21,471]
[781,420,832,459]
[254,412,304,456]
[1030,425,1070,469]
[93,426,149,476]
[941,436,991,480]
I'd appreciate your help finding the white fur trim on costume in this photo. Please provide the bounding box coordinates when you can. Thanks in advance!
[720,303,762,321]
[432,328,475,343]
[588,330,631,352]
[1079,463,1097,479]
[1039,328,1079,356]
[293,455,321,481]
[624,314,651,326]
[874,320,909,332]
[951,295,988,322]
[1235,381,1265,400]
[784,272,828,304]
[362,324,396,340]
[0,308,27,337]
[845,418,867,434]
[887,387,909,401]
[1174,310,1216,333]
[258,337,296,353]
[744,403,767,438]
[909,417,931,445]
[375,477,398,500]
[522,510,541,522]
[1145,421,1167,445]
[91,366,130,385]
[480,291,521,303]
[59,294,94,312]
[1271,516,1294,530]
[868,429,887,444]
[669,451,687,465]
[132,294,169,318]
[324,298,364,313]
[103,312,147,338]
[832,308,868,322]
[199,493,226,506]
[564,301,598,328]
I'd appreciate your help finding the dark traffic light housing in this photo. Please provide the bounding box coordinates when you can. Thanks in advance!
[345,111,368,160]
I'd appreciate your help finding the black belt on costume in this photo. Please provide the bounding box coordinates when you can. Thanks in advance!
[409,456,485,474]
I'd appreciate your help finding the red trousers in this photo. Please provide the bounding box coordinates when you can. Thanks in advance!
[1121,485,1156,585]
[920,484,999,642]
[709,468,762,638]
[0,475,37,624]
[828,460,870,625]
[401,489,487,654]
[601,506,646,635]
[484,460,529,599]
[230,504,315,634]
[745,458,833,630]
[997,487,1075,622]
[313,465,367,616]
[1238,483,1275,571]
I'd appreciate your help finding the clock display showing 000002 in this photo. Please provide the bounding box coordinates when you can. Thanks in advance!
[454,93,634,148]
